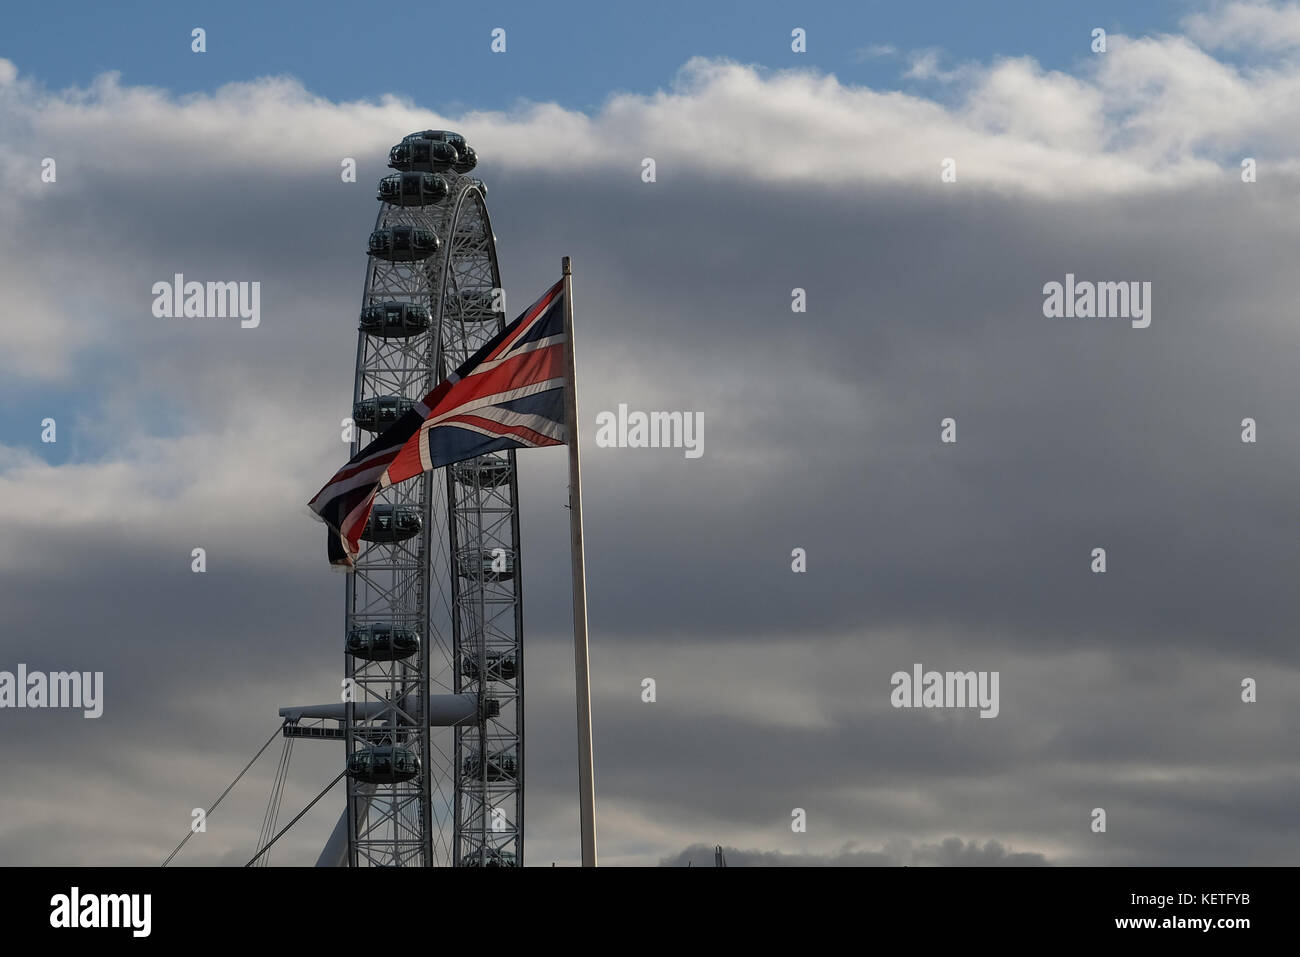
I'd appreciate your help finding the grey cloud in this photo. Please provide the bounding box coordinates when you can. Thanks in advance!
[1,53,1297,867]
[661,837,1049,867]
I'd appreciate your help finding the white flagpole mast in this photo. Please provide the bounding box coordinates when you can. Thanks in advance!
[561,256,598,866]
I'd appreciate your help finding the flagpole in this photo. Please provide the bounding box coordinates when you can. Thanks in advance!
[561,255,598,867]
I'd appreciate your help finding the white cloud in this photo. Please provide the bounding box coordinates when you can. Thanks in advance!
[1184,0,1300,51]
[902,47,975,84]
[0,31,1276,379]
[2,20,1294,238]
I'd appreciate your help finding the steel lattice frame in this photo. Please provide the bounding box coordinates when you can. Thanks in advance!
[345,171,523,867]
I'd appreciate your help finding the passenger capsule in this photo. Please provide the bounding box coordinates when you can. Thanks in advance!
[452,145,477,174]
[403,129,469,153]
[359,301,430,339]
[461,652,518,682]
[362,504,422,543]
[347,623,420,661]
[368,226,440,262]
[347,746,420,784]
[388,132,459,173]
[458,549,515,582]
[462,849,517,867]
[377,171,450,207]
[453,455,512,488]
[463,749,517,782]
[353,395,415,432]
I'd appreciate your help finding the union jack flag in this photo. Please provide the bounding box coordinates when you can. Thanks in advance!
[309,279,567,567]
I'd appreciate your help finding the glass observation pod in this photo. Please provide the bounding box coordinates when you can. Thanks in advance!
[451,145,477,174]
[353,395,415,432]
[388,137,458,174]
[463,750,518,782]
[376,171,450,207]
[408,130,475,171]
[389,129,478,174]
[455,289,505,324]
[347,746,420,785]
[458,550,515,582]
[403,129,468,152]
[462,849,518,868]
[359,301,431,339]
[461,652,518,682]
[452,455,512,488]
[346,623,420,661]
[361,504,422,543]
[367,226,440,262]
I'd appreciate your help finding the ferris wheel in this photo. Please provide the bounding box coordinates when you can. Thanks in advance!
[280,131,525,867]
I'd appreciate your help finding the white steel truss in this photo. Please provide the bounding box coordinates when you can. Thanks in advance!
[344,158,523,867]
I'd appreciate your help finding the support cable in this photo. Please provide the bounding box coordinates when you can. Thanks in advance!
[253,736,295,867]
[160,721,287,867]
[245,769,349,867]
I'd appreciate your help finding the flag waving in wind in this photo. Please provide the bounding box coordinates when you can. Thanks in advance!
[309,279,567,567]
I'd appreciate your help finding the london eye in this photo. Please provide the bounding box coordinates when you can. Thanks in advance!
[281,130,524,867]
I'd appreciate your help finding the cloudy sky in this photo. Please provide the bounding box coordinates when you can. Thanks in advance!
[1,0,1298,866]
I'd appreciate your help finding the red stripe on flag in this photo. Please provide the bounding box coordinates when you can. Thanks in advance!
[426,344,566,418]
[386,434,427,485]
[438,414,564,448]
